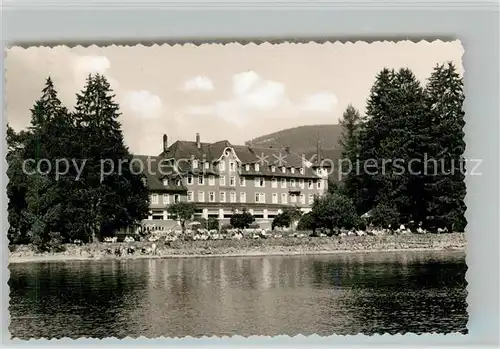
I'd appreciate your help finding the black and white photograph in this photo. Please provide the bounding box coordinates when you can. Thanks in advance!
[6,41,468,339]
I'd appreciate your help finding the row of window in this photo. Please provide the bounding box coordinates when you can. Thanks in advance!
[151,193,181,205]
[190,158,311,175]
[185,191,315,205]
[163,175,323,190]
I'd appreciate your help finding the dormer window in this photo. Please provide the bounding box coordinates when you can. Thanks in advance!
[176,179,182,186]
[255,163,260,172]
[316,168,322,176]
[163,178,169,186]
[245,164,250,171]
[204,162,209,170]
[299,167,304,175]
[281,166,286,173]
[192,159,198,169]
[271,165,276,172]
[291,167,295,174]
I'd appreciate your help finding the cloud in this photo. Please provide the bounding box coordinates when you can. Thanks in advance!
[299,91,338,112]
[123,90,163,119]
[184,70,337,125]
[74,55,110,75]
[182,76,214,91]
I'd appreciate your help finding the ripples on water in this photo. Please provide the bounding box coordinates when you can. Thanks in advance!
[9,250,467,339]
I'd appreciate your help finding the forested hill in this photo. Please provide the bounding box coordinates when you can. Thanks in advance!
[245,124,343,154]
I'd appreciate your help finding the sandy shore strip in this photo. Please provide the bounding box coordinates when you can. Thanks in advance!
[9,233,466,264]
[9,246,466,264]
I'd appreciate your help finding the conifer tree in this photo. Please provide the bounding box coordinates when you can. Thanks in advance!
[72,74,149,242]
[338,104,362,203]
[424,62,466,231]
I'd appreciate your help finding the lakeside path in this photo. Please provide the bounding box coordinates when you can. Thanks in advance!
[9,233,466,264]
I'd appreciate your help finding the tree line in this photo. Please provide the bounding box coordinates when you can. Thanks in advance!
[7,75,150,249]
[300,62,466,233]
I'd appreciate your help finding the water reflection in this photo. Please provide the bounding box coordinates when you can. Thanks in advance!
[9,251,467,339]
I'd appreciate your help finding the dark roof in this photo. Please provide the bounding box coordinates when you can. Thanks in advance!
[132,155,188,192]
[157,139,325,179]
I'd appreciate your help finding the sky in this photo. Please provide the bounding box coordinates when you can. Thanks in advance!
[5,40,463,155]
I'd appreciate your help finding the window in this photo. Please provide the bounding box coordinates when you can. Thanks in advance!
[219,176,226,186]
[239,177,246,187]
[230,192,236,203]
[151,194,158,204]
[255,163,260,172]
[281,193,287,204]
[255,193,265,203]
[198,175,204,185]
[290,194,297,203]
[208,175,215,186]
[291,167,295,174]
[230,176,236,186]
[308,179,314,189]
[163,194,170,204]
[245,164,250,171]
[192,159,198,169]
[209,192,215,202]
[187,175,193,185]
[220,192,226,203]
[281,178,287,188]
[271,177,277,188]
[204,162,210,170]
[317,180,322,189]
[198,191,205,202]
[176,179,182,186]
[162,178,169,186]
[300,167,304,174]
[308,194,314,204]
[272,193,278,204]
[290,179,296,187]
[255,177,265,187]
[219,161,226,172]
[300,194,305,204]
[141,178,147,186]
[299,179,304,189]
[281,166,286,173]
[187,191,193,202]
[229,161,235,172]
[271,165,276,172]
[240,192,246,203]
[174,194,180,203]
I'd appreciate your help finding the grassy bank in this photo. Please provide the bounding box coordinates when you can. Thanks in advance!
[8,232,466,264]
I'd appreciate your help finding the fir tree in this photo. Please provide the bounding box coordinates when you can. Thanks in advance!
[424,62,466,231]
[338,104,362,203]
[72,74,149,242]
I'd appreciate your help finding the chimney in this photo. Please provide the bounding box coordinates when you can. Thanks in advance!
[196,133,201,149]
[284,146,291,154]
[163,134,168,152]
[301,153,306,166]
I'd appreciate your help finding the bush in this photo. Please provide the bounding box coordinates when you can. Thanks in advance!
[297,212,315,231]
[207,217,219,230]
[311,192,360,233]
[370,203,400,228]
[230,209,255,229]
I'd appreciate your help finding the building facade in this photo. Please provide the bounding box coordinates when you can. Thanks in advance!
[136,133,329,230]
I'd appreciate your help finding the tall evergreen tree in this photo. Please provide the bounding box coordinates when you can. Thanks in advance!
[356,68,397,215]
[424,62,466,231]
[357,68,427,224]
[338,104,362,202]
[18,78,70,247]
[72,74,149,242]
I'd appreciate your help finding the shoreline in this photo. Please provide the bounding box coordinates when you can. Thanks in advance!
[9,234,466,264]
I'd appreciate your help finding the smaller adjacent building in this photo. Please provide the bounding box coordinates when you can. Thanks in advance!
[135,133,330,230]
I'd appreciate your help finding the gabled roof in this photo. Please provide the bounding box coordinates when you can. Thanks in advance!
[132,155,187,192]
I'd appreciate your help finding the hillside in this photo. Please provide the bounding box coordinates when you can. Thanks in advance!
[245,124,343,154]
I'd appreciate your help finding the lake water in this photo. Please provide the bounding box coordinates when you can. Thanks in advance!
[9,251,467,339]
